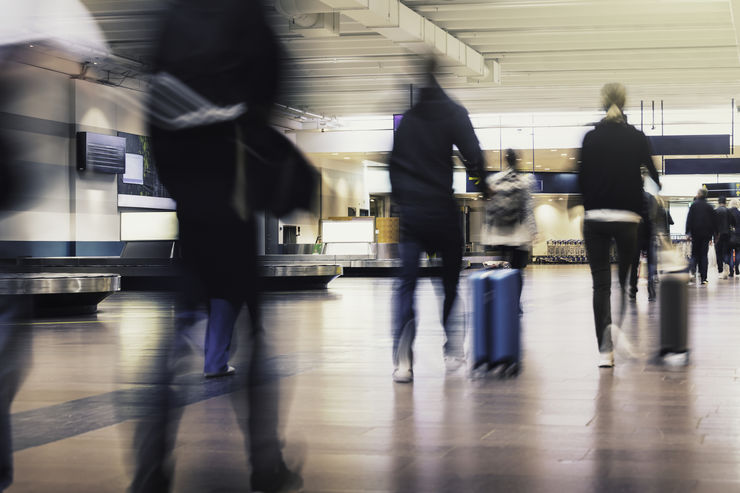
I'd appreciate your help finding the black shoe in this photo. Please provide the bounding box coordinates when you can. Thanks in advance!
[252,463,303,493]
[628,288,637,300]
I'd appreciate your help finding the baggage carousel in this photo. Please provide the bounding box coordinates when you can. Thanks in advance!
[0,272,121,315]
[12,256,343,290]
[259,254,472,276]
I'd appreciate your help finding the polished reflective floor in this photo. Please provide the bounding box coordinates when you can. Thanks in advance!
[6,265,740,492]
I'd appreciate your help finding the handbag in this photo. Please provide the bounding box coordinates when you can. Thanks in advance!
[236,124,318,218]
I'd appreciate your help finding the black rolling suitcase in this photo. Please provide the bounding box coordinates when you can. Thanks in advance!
[659,272,689,364]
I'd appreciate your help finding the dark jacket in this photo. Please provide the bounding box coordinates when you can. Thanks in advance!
[715,205,731,236]
[730,207,740,242]
[152,0,281,121]
[578,120,660,214]
[686,198,716,239]
[390,85,485,209]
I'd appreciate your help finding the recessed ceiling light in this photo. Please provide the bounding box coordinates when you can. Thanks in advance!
[28,44,34,48]
[545,168,551,171]
[560,153,568,157]
[569,157,575,160]
[343,156,350,160]
[526,161,532,165]
[331,152,339,155]
[550,149,557,152]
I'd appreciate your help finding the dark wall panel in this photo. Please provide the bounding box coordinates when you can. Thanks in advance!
[648,135,730,155]
[533,173,580,194]
[665,158,740,175]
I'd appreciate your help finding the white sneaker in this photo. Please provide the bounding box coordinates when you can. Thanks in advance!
[204,365,236,378]
[663,352,689,366]
[392,368,413,383]
[598,351,614,368]
[444,356,465,372]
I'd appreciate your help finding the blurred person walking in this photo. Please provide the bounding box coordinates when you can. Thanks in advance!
[685,188,715,285]
[729,198,740,277]
[389,58,486,383]
[0,4,107,489]
[654,195,674,243]
[578,83,660,368]
[131,1,305,492]
[628,189,659,301]
[481,148,536,313]
[714,195,732,279]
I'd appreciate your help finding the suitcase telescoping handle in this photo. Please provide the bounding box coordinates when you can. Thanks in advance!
[482,260,511,269]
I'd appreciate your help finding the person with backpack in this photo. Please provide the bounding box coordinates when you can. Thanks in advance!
[578,83,660,368]
[481,148,537,312]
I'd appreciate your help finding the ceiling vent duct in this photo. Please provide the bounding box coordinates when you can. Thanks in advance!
[274,0,495,81]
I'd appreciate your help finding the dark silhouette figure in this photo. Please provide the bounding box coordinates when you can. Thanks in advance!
[578,82,660,368]
[685,188,715,285]
[389,59,486,383]
[130,1,302,492]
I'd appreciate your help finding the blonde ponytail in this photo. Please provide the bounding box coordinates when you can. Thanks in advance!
[604,103,624,122]
[600,83,626,123]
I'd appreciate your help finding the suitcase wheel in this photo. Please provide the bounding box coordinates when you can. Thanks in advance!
[501,362,520,378]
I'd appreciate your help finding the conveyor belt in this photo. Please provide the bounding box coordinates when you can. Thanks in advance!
[0,273,121,315]
[260,264,342,290]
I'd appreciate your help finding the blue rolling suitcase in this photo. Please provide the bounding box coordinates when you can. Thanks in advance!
[470,268,521,375]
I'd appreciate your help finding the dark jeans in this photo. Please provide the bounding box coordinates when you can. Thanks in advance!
[691,236,711,282]
[583,220,638,352]
[715,233,731,273]
[393,204,464,369]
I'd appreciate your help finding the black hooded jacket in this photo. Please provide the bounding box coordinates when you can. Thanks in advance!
[389,86,485,209]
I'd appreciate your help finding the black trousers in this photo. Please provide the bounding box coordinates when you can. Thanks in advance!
[691,236,711,282]
[582,220,638,352]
